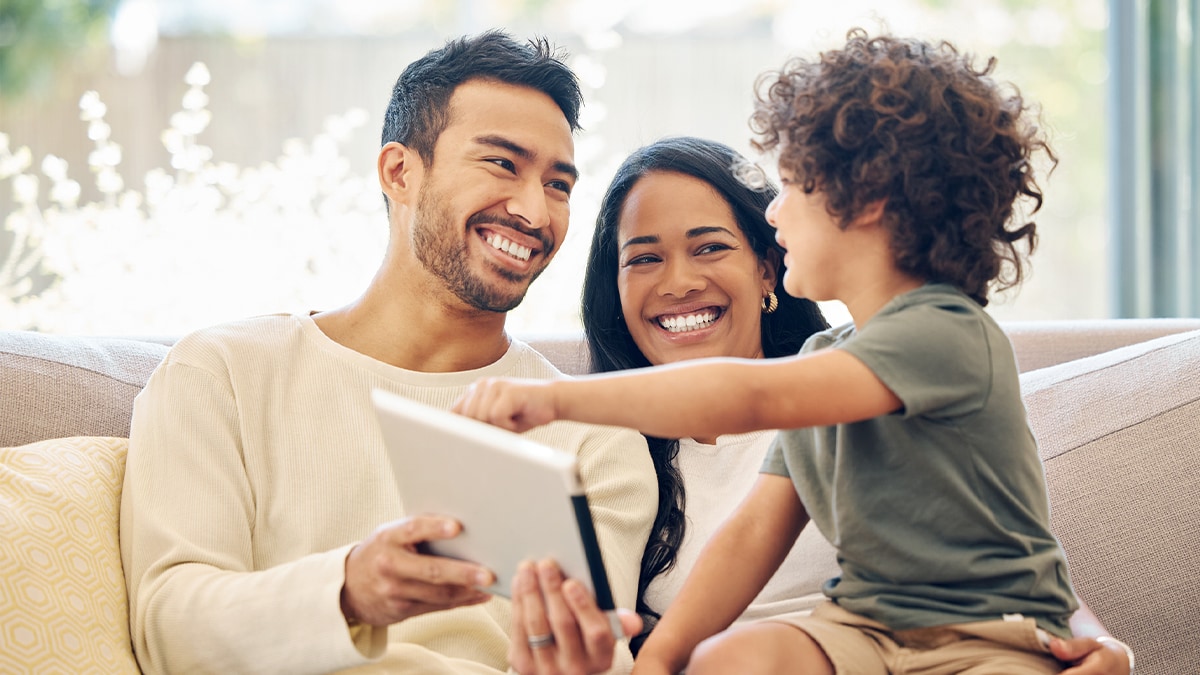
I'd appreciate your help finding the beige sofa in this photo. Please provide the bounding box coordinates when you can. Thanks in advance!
[3,320,1199,674]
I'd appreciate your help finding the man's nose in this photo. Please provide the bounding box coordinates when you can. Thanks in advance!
[505,180,551,230]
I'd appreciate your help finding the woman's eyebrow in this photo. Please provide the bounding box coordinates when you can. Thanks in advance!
[686,226,737,238]
[620,235,660,250]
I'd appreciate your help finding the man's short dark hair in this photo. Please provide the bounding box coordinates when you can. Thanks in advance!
[382,30,583,166]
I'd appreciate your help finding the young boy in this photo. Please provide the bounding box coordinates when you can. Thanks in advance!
[456,29,1125,674]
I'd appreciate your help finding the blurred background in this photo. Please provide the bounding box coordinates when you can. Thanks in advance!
[1,0,1196,335]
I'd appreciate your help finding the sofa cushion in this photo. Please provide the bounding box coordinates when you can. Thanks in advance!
[1021,329,1200,675]
[0,332,168,447]
[0,436,139,674]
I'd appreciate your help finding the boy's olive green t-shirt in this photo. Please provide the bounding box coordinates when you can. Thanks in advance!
[763,284,1078,636]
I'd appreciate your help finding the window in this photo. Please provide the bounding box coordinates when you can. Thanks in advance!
[3,0,1191,335]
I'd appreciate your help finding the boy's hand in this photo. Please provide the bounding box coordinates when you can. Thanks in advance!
[454,377,559,432]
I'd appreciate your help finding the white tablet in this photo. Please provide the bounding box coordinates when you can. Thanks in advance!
[371,389,615,610]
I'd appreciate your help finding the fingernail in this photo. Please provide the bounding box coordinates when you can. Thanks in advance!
[477,570,495,586]
[443,521,457,536]
[564,580,586,602]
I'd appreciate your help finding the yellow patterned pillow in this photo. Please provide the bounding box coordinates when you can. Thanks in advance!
[0,436,139,674]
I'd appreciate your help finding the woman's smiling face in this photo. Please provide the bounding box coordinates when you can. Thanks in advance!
[616,170,774,366]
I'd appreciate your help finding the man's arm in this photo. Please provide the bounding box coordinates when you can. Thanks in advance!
[120,357,493,674]
[1053,601,1133,675]
[456,349,901,439]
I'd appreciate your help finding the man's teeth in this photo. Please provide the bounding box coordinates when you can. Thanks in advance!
[484,233,532,262]
[658,311,717,333]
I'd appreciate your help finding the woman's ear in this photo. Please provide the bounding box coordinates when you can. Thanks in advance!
[378,142,423,208]
[760,247,781,294]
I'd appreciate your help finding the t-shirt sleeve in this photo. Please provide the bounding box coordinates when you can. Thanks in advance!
[840,300,992,419]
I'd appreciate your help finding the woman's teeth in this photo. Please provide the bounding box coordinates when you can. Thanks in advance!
[484,233,532,262]
[658,311,717,333]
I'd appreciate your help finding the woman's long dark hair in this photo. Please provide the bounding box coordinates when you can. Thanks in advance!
[580,136,828,650]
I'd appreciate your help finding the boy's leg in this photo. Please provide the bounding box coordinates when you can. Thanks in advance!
[685,621,835,675]
[899,617,1063,675]
[694,601,892,675]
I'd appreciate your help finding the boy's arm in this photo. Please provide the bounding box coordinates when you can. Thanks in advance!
[456,349,901,438]
[633,473,808,674]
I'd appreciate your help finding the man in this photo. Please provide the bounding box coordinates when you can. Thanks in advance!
[120,31,656,674]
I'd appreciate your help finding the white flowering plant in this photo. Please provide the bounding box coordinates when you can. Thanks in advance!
[1,62,387,335]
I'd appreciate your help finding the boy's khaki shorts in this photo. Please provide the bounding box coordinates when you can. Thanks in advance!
[763,601,1063,675]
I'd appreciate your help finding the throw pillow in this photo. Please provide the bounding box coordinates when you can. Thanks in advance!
[1021,328,1200,675]
[0,436,139,674]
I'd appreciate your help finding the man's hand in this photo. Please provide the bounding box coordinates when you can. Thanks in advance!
[1053,636,1132,675]
[453,377,559,433]
[508,559,642,675]
[341,515,495,627]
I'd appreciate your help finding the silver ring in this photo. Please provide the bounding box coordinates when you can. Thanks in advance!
[527,633,555,650]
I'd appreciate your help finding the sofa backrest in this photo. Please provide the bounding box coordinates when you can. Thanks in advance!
[0,333,169,447]
[4,318,1200,447]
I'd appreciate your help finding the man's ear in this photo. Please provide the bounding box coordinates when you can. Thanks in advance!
[760,247,781,294]
[378,142,423,208]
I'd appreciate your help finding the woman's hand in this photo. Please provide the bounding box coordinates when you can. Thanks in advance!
[1053,636,1132,675]
[508,559,642,675]
[454,378,559,433]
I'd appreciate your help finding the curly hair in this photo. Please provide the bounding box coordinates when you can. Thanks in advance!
[750,28,1056,305]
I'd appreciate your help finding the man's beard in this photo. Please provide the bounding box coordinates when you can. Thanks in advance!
[411,182,552,313]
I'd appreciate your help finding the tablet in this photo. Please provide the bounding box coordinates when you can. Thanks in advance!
[371,389,615,610]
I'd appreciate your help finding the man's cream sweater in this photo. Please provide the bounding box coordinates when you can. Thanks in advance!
[120,313,656,674]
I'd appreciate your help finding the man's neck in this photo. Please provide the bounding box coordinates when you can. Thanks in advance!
[313,280,512,373]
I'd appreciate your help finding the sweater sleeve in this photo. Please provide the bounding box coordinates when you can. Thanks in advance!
[568,423,657,674]
[120,357,386,674]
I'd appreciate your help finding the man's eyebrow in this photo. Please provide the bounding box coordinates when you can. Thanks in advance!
[474,134,579,181]
[620,235,660,250]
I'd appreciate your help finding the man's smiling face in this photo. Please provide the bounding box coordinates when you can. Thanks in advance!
[410,78,576,313]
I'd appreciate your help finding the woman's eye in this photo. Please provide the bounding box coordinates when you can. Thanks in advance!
[697,243,732,255]
[624,254,660,266]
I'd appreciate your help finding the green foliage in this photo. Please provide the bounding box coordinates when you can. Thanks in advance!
[0,0,119,100]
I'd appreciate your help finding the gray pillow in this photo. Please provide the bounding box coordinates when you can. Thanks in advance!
[1021,329,1200,675]
[0,332,169,446]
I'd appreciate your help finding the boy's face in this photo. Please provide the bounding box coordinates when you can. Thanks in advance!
[407,79,577,312]
[765,168,845,303]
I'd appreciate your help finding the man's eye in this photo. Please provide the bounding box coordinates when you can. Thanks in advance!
[487,158,516,172]
[547,180,572,195]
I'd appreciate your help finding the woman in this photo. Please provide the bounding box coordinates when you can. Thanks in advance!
[505,137,1131,675]
[581,136,835,645]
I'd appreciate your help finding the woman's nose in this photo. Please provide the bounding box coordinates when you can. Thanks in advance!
[658,257,705,297]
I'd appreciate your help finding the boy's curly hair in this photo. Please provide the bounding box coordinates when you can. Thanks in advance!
[751,28,1056,305]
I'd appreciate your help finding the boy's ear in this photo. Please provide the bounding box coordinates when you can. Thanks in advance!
[378,142,423,208]
[850,199,887,229]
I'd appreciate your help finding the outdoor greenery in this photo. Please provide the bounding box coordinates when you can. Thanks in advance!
[0,0,119,99]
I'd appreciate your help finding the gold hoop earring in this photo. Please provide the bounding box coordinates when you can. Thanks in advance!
[762,291,778,315]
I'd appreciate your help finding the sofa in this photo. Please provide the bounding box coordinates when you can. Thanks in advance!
[2,319,1199,674]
